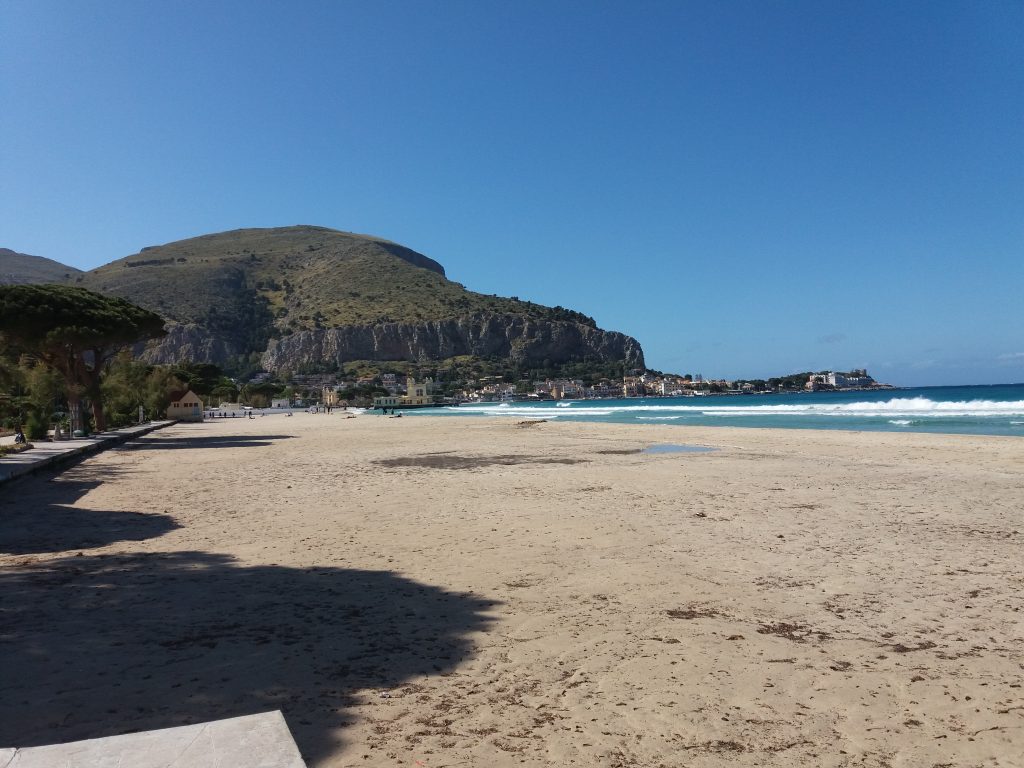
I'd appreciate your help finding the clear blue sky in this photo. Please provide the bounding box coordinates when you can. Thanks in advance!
[2,1,1021,386]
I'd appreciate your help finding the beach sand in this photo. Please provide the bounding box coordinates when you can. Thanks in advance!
[1,414,1021,767]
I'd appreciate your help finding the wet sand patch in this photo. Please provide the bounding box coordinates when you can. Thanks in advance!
[374,454,586,470]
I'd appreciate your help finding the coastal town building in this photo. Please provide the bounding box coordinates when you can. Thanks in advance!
[807,370,877,390]
[404,377,430,406]
[321,387,338,407]
[372,377,434,409]
[827,370,875,387]
[623,376,644,398]
[166,389,203,422]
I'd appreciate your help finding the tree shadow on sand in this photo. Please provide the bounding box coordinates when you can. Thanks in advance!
[0,465,180,555]
[0,550,498,764]
[126,434,296,450]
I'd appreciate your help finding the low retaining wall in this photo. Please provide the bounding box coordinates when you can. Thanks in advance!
[0,421,176,486]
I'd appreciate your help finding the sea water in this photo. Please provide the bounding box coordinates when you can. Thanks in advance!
[409,384,1024,437]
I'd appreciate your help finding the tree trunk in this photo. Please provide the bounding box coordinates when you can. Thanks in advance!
[86,347,108,432]
[90,395,107,433]
[67,390,82,437]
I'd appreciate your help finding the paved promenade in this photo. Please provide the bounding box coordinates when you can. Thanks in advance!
[0,421,175,485]
[0,711,306,767]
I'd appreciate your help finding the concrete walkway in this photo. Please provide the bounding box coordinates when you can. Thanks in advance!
[0,421,175,485]
[0,711,307,767]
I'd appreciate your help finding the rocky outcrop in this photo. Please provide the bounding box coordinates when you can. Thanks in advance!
[136,323,242,365]
[134,314,644,371]
[377,242,445,277]
[261,314,645,371]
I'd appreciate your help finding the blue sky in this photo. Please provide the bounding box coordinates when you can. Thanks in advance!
[2,1,1021,386]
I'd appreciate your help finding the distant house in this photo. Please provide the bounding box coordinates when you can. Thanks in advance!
[167,389,204,422]
[270,398,291,409]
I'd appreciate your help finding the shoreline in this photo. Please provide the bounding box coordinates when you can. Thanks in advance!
[2,415,1022,766]
[404,410,1024,439]
[420,384,1024,438]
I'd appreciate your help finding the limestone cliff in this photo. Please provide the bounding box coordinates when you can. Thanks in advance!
[135,323,242,366]
[259,315,644,372]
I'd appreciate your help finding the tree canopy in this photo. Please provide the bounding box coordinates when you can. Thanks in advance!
[0,283,167,431]
[0,283,166,352]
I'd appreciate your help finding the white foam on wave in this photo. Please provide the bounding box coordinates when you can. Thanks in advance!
[637,415,684,420]
[556,401,574,407]
[888,419,913,426]
[690,397,1024,418]
[453,397,1024,420]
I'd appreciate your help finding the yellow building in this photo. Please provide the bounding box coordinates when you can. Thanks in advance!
[373,378,433,410]
[167,389,204,422]
[404,377,431,406]
[322,387,339,406]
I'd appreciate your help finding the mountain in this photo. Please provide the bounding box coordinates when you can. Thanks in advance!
[0,248,82,285]
[62,225,644,374]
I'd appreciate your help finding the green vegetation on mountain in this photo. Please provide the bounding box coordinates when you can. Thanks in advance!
[78,225,596,335]
[0,248,82,285]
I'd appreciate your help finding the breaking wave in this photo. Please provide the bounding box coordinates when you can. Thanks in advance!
[455,397,1024,419]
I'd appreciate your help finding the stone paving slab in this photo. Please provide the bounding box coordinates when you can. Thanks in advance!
[2,711,307,767]
[0,421,175,485]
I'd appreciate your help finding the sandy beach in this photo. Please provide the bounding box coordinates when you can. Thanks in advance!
[1,413,1021,767]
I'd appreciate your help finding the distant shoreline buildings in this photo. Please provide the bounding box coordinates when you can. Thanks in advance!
[267,368,895,408]
[218,367,893,409]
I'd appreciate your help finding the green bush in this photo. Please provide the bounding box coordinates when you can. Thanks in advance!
[25,411,47,441]
[106,409,136,429]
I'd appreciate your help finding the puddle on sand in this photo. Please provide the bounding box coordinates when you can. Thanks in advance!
[642,444,717,454]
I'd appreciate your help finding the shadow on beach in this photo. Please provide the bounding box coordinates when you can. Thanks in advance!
[0,550,498,764]
[0,465,180,555]
[125,434,296,450]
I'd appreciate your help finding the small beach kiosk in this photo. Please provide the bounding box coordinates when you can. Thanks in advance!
[166,389,204,422]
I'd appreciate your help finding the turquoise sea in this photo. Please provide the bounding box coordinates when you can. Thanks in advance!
[409,384,1024,437]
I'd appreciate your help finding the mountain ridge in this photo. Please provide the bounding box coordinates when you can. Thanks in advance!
[0,248,83,285]
[5,225,645,374]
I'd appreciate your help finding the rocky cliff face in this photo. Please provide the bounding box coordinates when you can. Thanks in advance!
[260,314,645,372]
[136,314,645,372]
[135,323,242,365]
